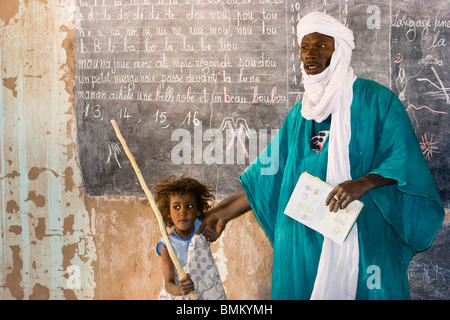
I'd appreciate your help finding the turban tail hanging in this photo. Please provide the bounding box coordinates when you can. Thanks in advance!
[297,12,359,300]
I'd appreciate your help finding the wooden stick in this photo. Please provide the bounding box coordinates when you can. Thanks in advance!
[110,120,197,300]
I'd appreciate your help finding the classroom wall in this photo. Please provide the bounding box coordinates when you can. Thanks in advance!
[0,0,447,300]
[0,0,272,300]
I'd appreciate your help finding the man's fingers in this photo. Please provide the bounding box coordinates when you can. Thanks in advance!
[196,221,206,235]
[202,228,218,242]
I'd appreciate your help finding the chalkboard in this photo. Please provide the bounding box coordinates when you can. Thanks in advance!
[389,2,449,208]
[75,0,294,198]
[409,220,449,300]
[74,0,449,206]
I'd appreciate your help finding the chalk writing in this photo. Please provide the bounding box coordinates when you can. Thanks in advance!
[75,0,294,198]
[75,1,289,109]
[394,53,403,63]
[408,260,450,283]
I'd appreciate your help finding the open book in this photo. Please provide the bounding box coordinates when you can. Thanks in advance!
[284,172,363,245]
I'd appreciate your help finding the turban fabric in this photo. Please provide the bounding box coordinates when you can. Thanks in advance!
[296,12,359,300]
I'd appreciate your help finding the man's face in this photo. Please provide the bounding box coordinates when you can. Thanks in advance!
[300,32,335,75]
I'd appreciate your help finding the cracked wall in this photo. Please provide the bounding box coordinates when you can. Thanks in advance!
[0,0,97,300]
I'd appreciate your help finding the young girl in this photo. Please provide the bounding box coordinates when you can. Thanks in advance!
[154,176,226,300]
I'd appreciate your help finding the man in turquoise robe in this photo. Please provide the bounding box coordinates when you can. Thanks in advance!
[197,13,444,300]
[239,77,444,299]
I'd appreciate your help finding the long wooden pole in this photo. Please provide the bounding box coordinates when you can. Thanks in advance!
[110,120,197,300]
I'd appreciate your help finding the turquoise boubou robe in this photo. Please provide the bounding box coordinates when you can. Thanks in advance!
[240,78,445,299]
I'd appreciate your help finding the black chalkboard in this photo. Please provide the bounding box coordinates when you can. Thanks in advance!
[409,220,450,300]
[75,0,294,198]
[75,0,449,206]
[389,2,449,208]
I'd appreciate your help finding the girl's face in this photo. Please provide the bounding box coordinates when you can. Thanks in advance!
[169,192,201,238]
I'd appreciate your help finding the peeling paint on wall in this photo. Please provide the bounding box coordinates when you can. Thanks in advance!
[2,245,24,300]
[6,200,19,214]
[0,0,97,300]
[2,77,17,98]
[0,0,20,27]
[83,195,162,299]
[25,191,46,209]
[212,231,229,283]
[63,167,74,193]
[29,283,50,300]
[28,167,59,181]
[34,218,48,241]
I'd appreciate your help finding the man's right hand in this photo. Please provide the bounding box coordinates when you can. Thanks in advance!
[197,209,227,242]
[196,190,251,242]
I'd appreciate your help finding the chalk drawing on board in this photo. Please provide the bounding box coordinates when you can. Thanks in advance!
[420,133,440,161]
[103,141,122,168]
[418,54,443,67]
[395,67,408,101]
[417,66,450,104]
[219,117,252,159]
[406,104,448,115]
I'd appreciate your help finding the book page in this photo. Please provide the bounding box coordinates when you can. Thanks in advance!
[284,172,363,245]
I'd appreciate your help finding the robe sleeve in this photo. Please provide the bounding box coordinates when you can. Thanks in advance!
[239,104,299,245]
[367,88,444,251]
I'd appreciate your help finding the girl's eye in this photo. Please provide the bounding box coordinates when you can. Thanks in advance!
[173,205,180,210]
[187,204,194,209]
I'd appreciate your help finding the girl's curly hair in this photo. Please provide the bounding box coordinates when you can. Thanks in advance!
[153,176,215,228]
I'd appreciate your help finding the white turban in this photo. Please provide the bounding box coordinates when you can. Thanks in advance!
[297,12,359,300]
[297,11,356,185]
